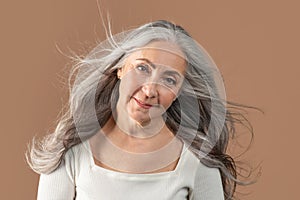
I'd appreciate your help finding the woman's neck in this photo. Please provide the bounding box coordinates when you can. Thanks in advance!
[100,115,175,153]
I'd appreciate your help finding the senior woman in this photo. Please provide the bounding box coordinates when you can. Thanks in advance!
[27,20,256,199]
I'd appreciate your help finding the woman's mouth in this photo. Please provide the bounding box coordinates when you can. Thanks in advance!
[132,97,153,109]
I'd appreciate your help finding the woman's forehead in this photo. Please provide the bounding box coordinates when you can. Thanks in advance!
[125,41,187,75]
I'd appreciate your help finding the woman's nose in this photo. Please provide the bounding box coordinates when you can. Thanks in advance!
[141,83,158,98]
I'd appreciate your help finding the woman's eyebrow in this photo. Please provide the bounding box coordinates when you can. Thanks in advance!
[136,58,183,77]
[164,70,181,78]
[136,58,156,69]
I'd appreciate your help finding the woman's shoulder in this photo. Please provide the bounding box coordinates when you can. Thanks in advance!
[184,147,221,178]
[63,140,91,168]
[65,140,90,160]
[61,140,91,178]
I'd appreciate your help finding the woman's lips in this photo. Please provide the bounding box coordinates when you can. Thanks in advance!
[133,97,153,109]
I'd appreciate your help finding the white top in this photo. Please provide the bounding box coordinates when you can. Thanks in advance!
[37,140,224,200]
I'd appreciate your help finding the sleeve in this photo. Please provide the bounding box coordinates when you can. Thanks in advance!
[190,163,225,200]
[37,148,76,200]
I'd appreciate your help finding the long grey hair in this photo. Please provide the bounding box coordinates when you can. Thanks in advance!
[26,20,261,199]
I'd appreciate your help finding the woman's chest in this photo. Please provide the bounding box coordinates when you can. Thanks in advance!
[75,172,190,200]
[93,155,180,174]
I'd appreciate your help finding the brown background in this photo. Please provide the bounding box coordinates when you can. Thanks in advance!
[1,0,299,199]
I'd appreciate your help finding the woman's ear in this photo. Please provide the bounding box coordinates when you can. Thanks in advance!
[117,68,123,79]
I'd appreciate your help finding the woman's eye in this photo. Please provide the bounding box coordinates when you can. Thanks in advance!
[136,64,150,73]
[164,77,177,86]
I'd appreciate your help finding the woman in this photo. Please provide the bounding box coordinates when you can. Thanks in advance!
[27,20,259,199]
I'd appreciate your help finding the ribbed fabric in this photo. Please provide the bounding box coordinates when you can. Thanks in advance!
[37,141,224,200]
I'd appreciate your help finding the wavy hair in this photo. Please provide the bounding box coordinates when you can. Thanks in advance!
[26,20,262,199]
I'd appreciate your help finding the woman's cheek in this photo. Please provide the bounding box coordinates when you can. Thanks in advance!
[160,90,176,109]
[122,77,145,100]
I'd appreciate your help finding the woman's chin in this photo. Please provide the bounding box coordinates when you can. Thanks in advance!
[129,113,165,127]
[129,115,151,126]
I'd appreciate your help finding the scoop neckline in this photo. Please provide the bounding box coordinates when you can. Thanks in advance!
[83,139,187,178]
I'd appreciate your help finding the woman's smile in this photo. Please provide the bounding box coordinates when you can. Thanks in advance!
[132,97,153,109]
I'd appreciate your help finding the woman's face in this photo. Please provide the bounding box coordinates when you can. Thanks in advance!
[116,41,187,126]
